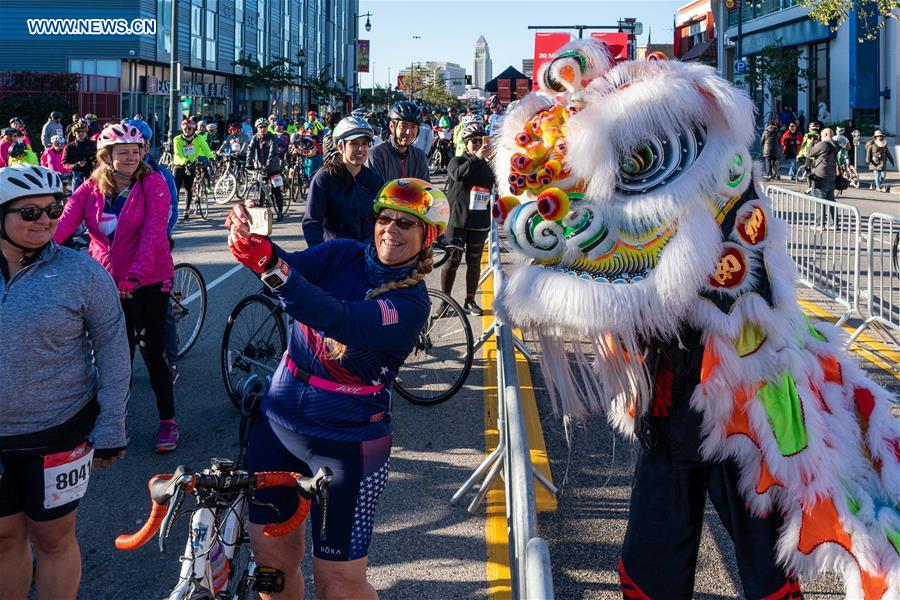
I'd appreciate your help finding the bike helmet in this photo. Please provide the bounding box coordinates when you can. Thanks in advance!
[122,118,152,141]
[9,117,23,126]
[275,118,287,127]
[228,123,240,133]
[351,108,367,119]
[206,122,218,131]
[197,120,207,128]
[181,118,196,127]
[809,122,821,132]
[373,178,450,248]
[254,118,269,128]
[9,142,26,158]
[0,164,64,208]
[50,111,63,120]
[2,127,18,137]
[307,110,317,116]
[71,121,89,133]
[96,123,144,150]
[332,116,375,143]
[50,135,65,145]
[462,123,486,141]
[388,101,423,125]
[290,132,303,143]
[835,127,845,136]
[301,136,317,149]
[486,95,500,110]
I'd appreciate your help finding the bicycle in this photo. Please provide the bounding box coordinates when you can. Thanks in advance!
[221,287,474,408]
[244,168,284,217]
[159,141,174,170]
[185,161,211,220]
[285,157,311,212]
[213,154,247,205]
[170,262,208,359]
[116,376,333,600]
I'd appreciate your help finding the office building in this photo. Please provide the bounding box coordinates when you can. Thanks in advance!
[472,35,492,89]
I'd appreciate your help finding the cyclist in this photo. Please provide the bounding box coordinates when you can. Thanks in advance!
[40,135,70,176]
[299,135,323,179]
[41,111,65,149]
[412,109,435,158]
[220,122,251,157]
[453,113,482,157]
[65,113,82,143]
[0,164,129,600]
[7,140,39,166]
[273,119,291,161]
[62,121,97,191]
[302,110,325,141]
[205,122,221,151]
[172,118,215,220]
[9,117,33,149]
[196,120,209,141]
[442,122,496,316]
[366,101,430,183]
[224,177,449,600]
[303,116,383,246]
[247,117,286,221]
[485,95,504,135]
[322,110,343,156]
[53,124,180,453]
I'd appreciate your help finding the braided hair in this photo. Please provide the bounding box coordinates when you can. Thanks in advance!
[324,246,434,360]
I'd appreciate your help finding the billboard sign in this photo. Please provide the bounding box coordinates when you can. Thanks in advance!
[590,32,630,61]
[357,40,370,73]
[532,32,572,90]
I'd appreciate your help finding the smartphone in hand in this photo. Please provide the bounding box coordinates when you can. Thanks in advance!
[247,207,273,236]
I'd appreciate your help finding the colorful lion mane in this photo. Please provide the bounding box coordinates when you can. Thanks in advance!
[492,38,899,599]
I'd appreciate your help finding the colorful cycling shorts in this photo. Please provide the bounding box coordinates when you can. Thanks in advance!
[247,414,392,561]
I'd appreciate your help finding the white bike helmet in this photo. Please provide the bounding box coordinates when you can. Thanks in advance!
[50,134,65,145]
[0,164,64,208]
[332,116,374,144]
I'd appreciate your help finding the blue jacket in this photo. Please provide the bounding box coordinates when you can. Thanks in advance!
[145,153,178,235]
[302,165,383,247]
[263,239,430,441]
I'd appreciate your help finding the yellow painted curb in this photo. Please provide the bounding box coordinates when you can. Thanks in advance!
[798,299,899,380]
[480,247,557,600]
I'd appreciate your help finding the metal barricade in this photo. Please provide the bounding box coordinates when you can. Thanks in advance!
[848,212,900,347]
[452,220,556,599]
[767,186,862,325]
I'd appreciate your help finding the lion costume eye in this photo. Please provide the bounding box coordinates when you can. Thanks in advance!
[616,126,707,195]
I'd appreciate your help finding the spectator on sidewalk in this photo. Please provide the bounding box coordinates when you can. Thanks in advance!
[807,128,839,227]
[865,130,895,193]
[760,120,781,180]
[780,122,803,180]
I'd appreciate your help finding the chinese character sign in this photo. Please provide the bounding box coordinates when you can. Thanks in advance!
[357,40,370,73]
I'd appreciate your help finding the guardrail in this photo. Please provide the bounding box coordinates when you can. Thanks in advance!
[452,219,556,599]
[767,186,862,325]
[848,212,900,346]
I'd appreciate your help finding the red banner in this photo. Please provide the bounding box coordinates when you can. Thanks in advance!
[590,32,630,61]
[498,79,511,101]
[356,40,370,73]
[532,32,572,90]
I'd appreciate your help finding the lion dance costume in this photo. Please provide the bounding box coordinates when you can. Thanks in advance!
[492,39,899,599]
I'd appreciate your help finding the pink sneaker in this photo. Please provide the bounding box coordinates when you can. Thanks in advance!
[153,420,179,453]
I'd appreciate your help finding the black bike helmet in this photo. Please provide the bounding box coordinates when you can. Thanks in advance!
[389,101,423,125]
[51,111,63,120]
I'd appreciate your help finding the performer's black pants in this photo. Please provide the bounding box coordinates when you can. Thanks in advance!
[620,433,801,600]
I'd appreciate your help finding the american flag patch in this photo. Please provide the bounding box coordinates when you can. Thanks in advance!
[377,299,398,326]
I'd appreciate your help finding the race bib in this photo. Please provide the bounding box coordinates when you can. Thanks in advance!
[469,186,491,211]
[183,145,196,157]
[230,140,241,151]
[270,174,284,188]
[43,443,94,509]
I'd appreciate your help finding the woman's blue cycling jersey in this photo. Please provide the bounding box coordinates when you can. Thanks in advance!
[264,239,430,441]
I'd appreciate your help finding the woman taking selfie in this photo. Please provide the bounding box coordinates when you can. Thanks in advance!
[225,178,449,600]
[54,124,179,453]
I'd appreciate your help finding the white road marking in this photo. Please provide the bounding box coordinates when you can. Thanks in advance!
[180,264,244,305]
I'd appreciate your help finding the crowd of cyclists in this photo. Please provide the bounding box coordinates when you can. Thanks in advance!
[0,95,508,599]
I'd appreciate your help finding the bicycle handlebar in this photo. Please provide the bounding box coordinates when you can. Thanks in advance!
[115,466,333,551]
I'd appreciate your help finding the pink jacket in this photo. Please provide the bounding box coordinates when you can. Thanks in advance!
[54,171,174,289]
[40,147,71,174]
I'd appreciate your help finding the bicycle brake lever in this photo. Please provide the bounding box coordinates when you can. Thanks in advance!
[159,484,185,553]
[248,493,281,518]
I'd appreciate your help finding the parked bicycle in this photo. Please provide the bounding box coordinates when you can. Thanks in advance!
[116,375,333,600]
[221,286,474,408]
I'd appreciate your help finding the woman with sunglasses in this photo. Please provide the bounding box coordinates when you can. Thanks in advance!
[53,124,179,453]
[441,122,496,316]
[302,116,384,247]
[225,178,448,600]
[0,164,130,600]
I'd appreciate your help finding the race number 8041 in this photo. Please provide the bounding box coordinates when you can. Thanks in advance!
[43,443,94,510]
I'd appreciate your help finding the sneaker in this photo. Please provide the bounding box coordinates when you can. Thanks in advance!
[463,299,483,316]
[154,420,179,453]
[181,212,190,221]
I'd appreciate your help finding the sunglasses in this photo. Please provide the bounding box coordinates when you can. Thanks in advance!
[376,214,418,230]
[7,203,64,221]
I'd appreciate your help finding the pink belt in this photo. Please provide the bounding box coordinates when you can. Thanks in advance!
[283,353,384,396]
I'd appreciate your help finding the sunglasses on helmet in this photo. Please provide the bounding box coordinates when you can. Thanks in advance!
[376,213,418,230]
[7,203,65,221]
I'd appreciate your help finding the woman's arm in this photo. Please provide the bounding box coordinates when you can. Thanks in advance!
[83,263,131,449]
[126,174,172,285]
[53,181,91,244]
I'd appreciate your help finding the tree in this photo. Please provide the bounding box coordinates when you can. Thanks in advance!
[359,84,402,110]
[743,42,815,112]
[304,66,348,110]
[797,0,900,40]
[232,56,303,94]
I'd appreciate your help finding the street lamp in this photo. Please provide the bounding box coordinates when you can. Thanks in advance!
[353,12,374,105]
[296,50,306,118]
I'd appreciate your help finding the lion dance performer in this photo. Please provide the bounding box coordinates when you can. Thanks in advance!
[491,38,899,599]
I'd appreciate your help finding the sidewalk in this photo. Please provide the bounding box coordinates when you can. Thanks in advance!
[770,163,900,216]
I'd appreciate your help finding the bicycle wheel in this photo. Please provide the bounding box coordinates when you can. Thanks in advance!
[214,172,237,204]
[848,166,860,188]
[796,165,807,181]
[197,180,210,219]
[171,263,207,359]
[244,180,261,206]
[222,294,287,409]
[432,243,450,268]
[395,289,473,406]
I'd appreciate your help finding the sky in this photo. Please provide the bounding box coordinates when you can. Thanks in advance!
[357,0,685,88]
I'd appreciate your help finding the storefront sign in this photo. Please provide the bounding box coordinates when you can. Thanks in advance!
[180,82,230,98]
[532,32,572,90]
[357,40,370,73]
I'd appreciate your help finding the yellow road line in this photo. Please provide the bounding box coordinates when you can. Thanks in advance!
[481,250,557,600]
[798,299,900,379]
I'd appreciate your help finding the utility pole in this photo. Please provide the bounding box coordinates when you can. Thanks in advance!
[167,0,178,145]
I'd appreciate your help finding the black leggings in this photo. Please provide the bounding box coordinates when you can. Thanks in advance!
[121,285,175,420]
[441,227,489,299]
[173,166,195,214]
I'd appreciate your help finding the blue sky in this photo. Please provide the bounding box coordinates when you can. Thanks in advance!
[357,0,685,87]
